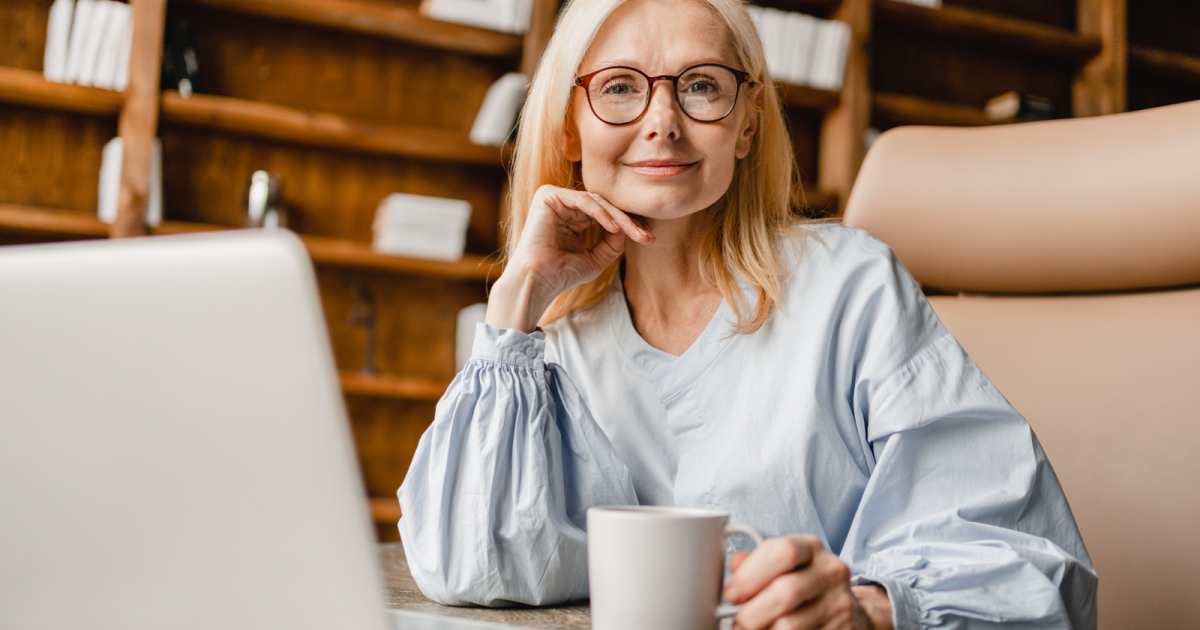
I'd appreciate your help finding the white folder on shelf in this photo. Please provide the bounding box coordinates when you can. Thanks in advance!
[113,8,133,92]
[76,0,114,87]
[789,13,819,87]
[469,72,528,147]
[810,19,850,91]
[63,0,95,84]
[92,2,129,90]
[44,0,75,83]
[98,137,164,228]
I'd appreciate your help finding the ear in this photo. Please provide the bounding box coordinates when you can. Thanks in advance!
[734,84,762,160]
[562,113,583,162]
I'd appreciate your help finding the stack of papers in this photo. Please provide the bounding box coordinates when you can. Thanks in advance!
[423,0,532,34]
[746,6,850,91]
[45,0,133,91]
[373,194,473,262]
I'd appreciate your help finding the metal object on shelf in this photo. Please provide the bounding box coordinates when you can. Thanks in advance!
[246,170,286,229]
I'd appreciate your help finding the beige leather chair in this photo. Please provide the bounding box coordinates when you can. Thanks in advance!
[843,100,1200,629]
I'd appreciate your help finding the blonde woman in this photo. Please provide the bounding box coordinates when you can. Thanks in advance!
[399,0,1096,627]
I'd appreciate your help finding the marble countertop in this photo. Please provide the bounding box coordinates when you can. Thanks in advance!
[380,543,592,629]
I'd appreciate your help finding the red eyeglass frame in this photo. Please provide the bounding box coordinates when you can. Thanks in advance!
[574,63,755,126]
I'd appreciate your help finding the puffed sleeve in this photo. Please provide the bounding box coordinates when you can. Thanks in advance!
[837,247,1098,629]
[397,323,638,607]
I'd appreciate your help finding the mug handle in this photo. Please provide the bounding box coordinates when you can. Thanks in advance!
[715,523,766,619]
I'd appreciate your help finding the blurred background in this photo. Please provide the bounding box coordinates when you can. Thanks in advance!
[1,0,1196,542]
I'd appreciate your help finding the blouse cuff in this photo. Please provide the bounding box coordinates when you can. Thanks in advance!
[470,323,546,370]
[852,575,920,630]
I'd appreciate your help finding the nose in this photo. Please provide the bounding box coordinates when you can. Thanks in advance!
[641,80,681,142]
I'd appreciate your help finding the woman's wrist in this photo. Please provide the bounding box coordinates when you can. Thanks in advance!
[851,584,894,630]
[485,266,559,334]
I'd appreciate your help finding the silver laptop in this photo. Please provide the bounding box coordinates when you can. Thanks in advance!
[0,232,517,630]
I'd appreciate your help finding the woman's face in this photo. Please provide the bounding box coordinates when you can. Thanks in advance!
[565,0,758,221]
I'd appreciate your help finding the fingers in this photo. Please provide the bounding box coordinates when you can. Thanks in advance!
[729,550,751,572]
[731,554,849,630]
[536,186,653,245]
[725,535,821,604]
[589,193,655,244]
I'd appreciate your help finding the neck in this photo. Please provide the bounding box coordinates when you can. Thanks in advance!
[623,211,721,335]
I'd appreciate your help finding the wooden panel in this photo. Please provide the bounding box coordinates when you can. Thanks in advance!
[172,5,512,132]
[0,0,51,71]
[159,126,504,255]
[875,0,1102,65]
[521,0,560,78]
[1073,0,1126,117]
[0,204,110,237]
[161,92,504,166]
[1127,68,1200,112]
[872,28,1074,114]
[0,66,124,115]
[872,91,996,127]
[174,0,523,58]
[942,0,1075,30]
[817,0,871,214]
[0,104,116,213]
[113,0,168,238]
[751,0,841,18]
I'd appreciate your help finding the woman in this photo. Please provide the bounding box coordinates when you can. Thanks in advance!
[399,0,1097,626]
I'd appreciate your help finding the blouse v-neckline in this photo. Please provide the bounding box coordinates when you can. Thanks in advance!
[606,275,736,403]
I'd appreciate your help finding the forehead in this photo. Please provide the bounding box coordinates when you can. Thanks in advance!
[581,0,735,75]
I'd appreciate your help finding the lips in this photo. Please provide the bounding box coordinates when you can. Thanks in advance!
[625,159,697,177]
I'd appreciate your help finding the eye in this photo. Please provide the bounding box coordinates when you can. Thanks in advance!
[681,76,719,94]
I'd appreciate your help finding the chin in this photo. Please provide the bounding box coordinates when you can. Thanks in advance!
[591,183,719,221]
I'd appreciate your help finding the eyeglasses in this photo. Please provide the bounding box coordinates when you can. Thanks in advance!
[574,64,754,126]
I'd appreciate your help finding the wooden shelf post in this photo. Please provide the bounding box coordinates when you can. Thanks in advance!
[1074,0,1127,117]
[112,0,167,239]
[817,0,872,214]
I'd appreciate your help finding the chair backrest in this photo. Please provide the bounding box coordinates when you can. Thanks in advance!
[843,101,1200,630]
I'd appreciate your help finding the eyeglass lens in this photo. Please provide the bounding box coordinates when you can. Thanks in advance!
[586,65,741,124]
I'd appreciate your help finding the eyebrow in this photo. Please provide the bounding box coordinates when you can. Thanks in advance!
[591,58,732,72]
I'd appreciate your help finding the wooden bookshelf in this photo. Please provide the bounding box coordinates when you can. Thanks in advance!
[1129,46,1200,85]
[0,204,501,281]
[369,496,403,525]
[174,0,523,58]
[778,82,842,111]
[757,0,842,17]
[872,92,995,128]
[874,0,1102,64]
[160,91,504,167]
[0,66,124,116]
[339,371,450,401]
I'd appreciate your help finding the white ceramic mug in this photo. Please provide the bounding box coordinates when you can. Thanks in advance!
[587,506,765,630]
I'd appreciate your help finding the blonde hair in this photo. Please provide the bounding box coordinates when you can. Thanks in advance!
[507,0,805,334]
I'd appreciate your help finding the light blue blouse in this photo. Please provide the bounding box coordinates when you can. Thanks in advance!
[398,225,1097,629]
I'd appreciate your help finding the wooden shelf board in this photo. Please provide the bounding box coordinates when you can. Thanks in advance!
[1129,45,1200,85]
[872,92,997,128]
[777,82,842,111]
[160,91,504,167]
[753,0,841,17]
[875,0,1102,64]
[0,66,123,116]
[176,0,523,58]
[339,371,450,401]
[0,205,500,281]
[369,496,403,524]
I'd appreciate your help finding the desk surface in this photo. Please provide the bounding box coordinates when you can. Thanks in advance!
[380,543,591,629]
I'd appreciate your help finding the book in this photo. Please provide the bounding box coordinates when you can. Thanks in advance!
[763,8,787,82]
[76,0,114,87]
[785,12,818,86]
[810,19,850,91]
[470,72,527,147]
[44,0,75,83]
[92,1,129,90]
[62,0,94,84]
[985,91,1058,122]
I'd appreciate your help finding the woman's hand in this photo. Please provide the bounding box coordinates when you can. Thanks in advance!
[724,535,893,630]
[486,185,654,333]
